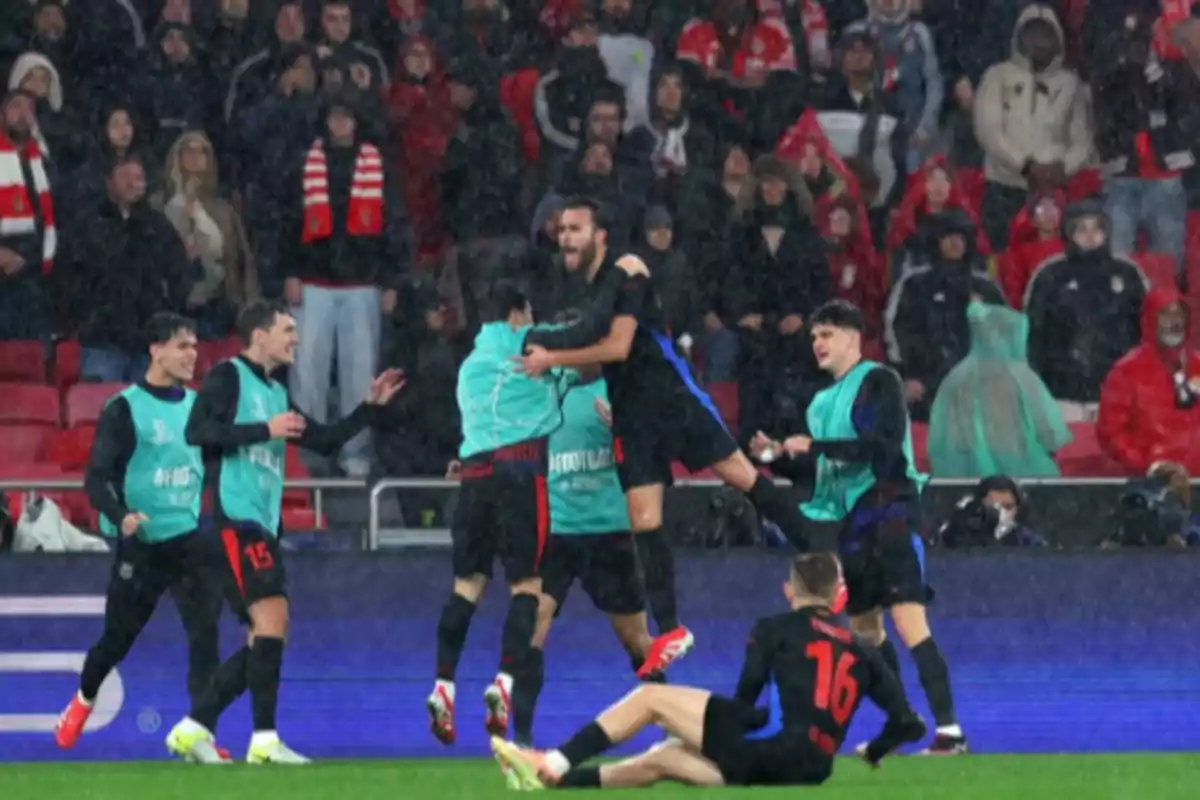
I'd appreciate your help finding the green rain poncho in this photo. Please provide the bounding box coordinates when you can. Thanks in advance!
[928,301,1072,477]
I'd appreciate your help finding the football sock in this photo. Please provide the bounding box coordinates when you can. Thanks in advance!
[558,721,614,767]
[633,529,679,632]
[435,593,476,680]
[559,766,602,788]
[511,647,545,744]
[248,636,284,732]
[628,654,666,683]
[911,637,957,728]
[747,475,810,551]
[879,638,902,679]
[499,593,539,674]
[190,646,250,731]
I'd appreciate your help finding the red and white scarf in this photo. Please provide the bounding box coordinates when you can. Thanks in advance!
[301,138,384,244]
[0,131,56,274]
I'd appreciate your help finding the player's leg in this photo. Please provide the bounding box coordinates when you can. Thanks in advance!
[495,684,714,786]
[709,450,814,552]
[428,476,493,744]
[168,535,222,721]
[883,532,967,755]
[582,532,660,679]
[560,740,726,789]
[56,537,167,749]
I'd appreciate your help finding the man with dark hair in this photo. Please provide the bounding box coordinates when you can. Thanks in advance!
[428,280,585,745]
[164,298,402,764]
[516,194,813,677]
[752,298,968,755]
[55,314,227,756]
[492,551,924,790]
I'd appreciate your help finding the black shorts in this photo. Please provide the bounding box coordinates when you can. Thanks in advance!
[105,533,222,639]
[451,439,550,583]
[219,524,287,625]
[612,386,738,491]
[541,532,645,617]
[839,509,931,617]
[701,696,833,787]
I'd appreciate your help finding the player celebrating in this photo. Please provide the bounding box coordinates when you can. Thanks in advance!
[751,299,968,755]
[492,552,926,790]
[55,314,225,754]
[517,197,812,676]
[428,283,581,745]
[164,299,402,764]
[510,380,665,747]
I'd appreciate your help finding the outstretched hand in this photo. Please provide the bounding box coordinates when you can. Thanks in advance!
[514,344,554,377]
[367,368,405,405]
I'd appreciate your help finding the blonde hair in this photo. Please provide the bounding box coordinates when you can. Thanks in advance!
[1148,461,1191,511]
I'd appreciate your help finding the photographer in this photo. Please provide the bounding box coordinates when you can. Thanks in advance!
[1104,461,1200,550]
[938,476,1048,548]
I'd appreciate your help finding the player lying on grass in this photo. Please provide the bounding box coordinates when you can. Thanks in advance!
[492,552,926,790]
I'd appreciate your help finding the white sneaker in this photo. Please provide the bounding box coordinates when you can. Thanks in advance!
[164,718,231,765]
[246,732,311,764]
[484,679,511,737]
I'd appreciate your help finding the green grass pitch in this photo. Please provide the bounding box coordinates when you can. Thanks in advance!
[2,755,1198,799]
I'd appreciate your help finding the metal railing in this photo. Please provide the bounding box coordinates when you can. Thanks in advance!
[0,475,1144,552]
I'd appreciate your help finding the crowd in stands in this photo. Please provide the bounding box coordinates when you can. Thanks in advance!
[4,0,1200,491]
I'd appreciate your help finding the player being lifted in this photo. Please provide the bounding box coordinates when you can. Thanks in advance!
[492,552,926,790]
[428,283,585,745]
[510,378,667,748]
[55,314,226,755]
[165,299,403,764]
[517,196,812,676]
[751,299,968,755]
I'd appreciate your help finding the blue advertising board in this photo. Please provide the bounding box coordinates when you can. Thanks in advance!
[1,551,1198,761]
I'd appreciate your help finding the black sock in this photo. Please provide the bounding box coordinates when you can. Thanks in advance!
[879,638,902,679]
[560,766,602,788]
[248,636,284,731]
[559,721,614,767]
[910,637,956,728]
[633,530,679,633]
[436,594,477,680]
[629,653,666,683]
[190,646,250,731]
[512,647,545,744]
[499,594,539,675]
[747,475,810,551]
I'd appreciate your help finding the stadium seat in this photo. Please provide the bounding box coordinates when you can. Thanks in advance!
[1056,422,1128,477]
[196,337,242,378]
[53,339,80,391]
[910,422,931,474]
[0,340,47,383]
[1186,211,1200,300]
[44,426,95,471]
[284,446,324,528]
[64,382,123,428]
[707,381,739,436]
[0,425,51,462]
[0,382,61,426]
[0,462,90,526]
[1131,252,1177,292]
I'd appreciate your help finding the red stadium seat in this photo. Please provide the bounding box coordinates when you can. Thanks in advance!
[707,381,739,436]
[0,462,90,526]
[0,340,47,383]
[64,382,123,428]
[910,422,931,474]
[44,426,95,471]
[1131,252,1177,292]
[0,382,60,426]
[53,339,80,391]
[0,424,51,462]
[1056,422,1128,477]
[283,446,324,528]
[1187,211,1200,301]
[196,337,242,379]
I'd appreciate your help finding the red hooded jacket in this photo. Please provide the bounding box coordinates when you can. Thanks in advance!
[1097,286,1200,474]
[999,188,1067,307]
[814,193,884,356]
[885,155,989,257]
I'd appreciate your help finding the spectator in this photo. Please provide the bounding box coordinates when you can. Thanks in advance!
[207,0,258,99]
[438,0,525,72]
[998,187,1066,306]
[6,51,65,160]
[1092,9,1195,277]
[316,0,389,91]
[57,156,190,381]
[929,300,1070,477]
[885,210,1005,420]
[280,93,408,478]
[814,193,885,357]
[640,62,715,210]
[142,23,211,162]
[155,130,258,339]
[385,36,456,257]
[0,89,55,340]
[818,29,904,122]
[757,0,834,74]
[1025,201,1147,421]
[1097,285,1200,474]
[223,2,308,130]
[724,154,828,439]
[846,0,942,169]
[534,139,641,251]
[938,475,1049,547]
[975,4,1092,250]
[886,155,989,275]
[637,205,701,360]
[596,0,655,132]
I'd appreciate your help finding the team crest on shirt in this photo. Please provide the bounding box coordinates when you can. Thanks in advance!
[150,418,173,445]
[1111,276,1125,294]
[251,396,268,420]
[119,562,134,580]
